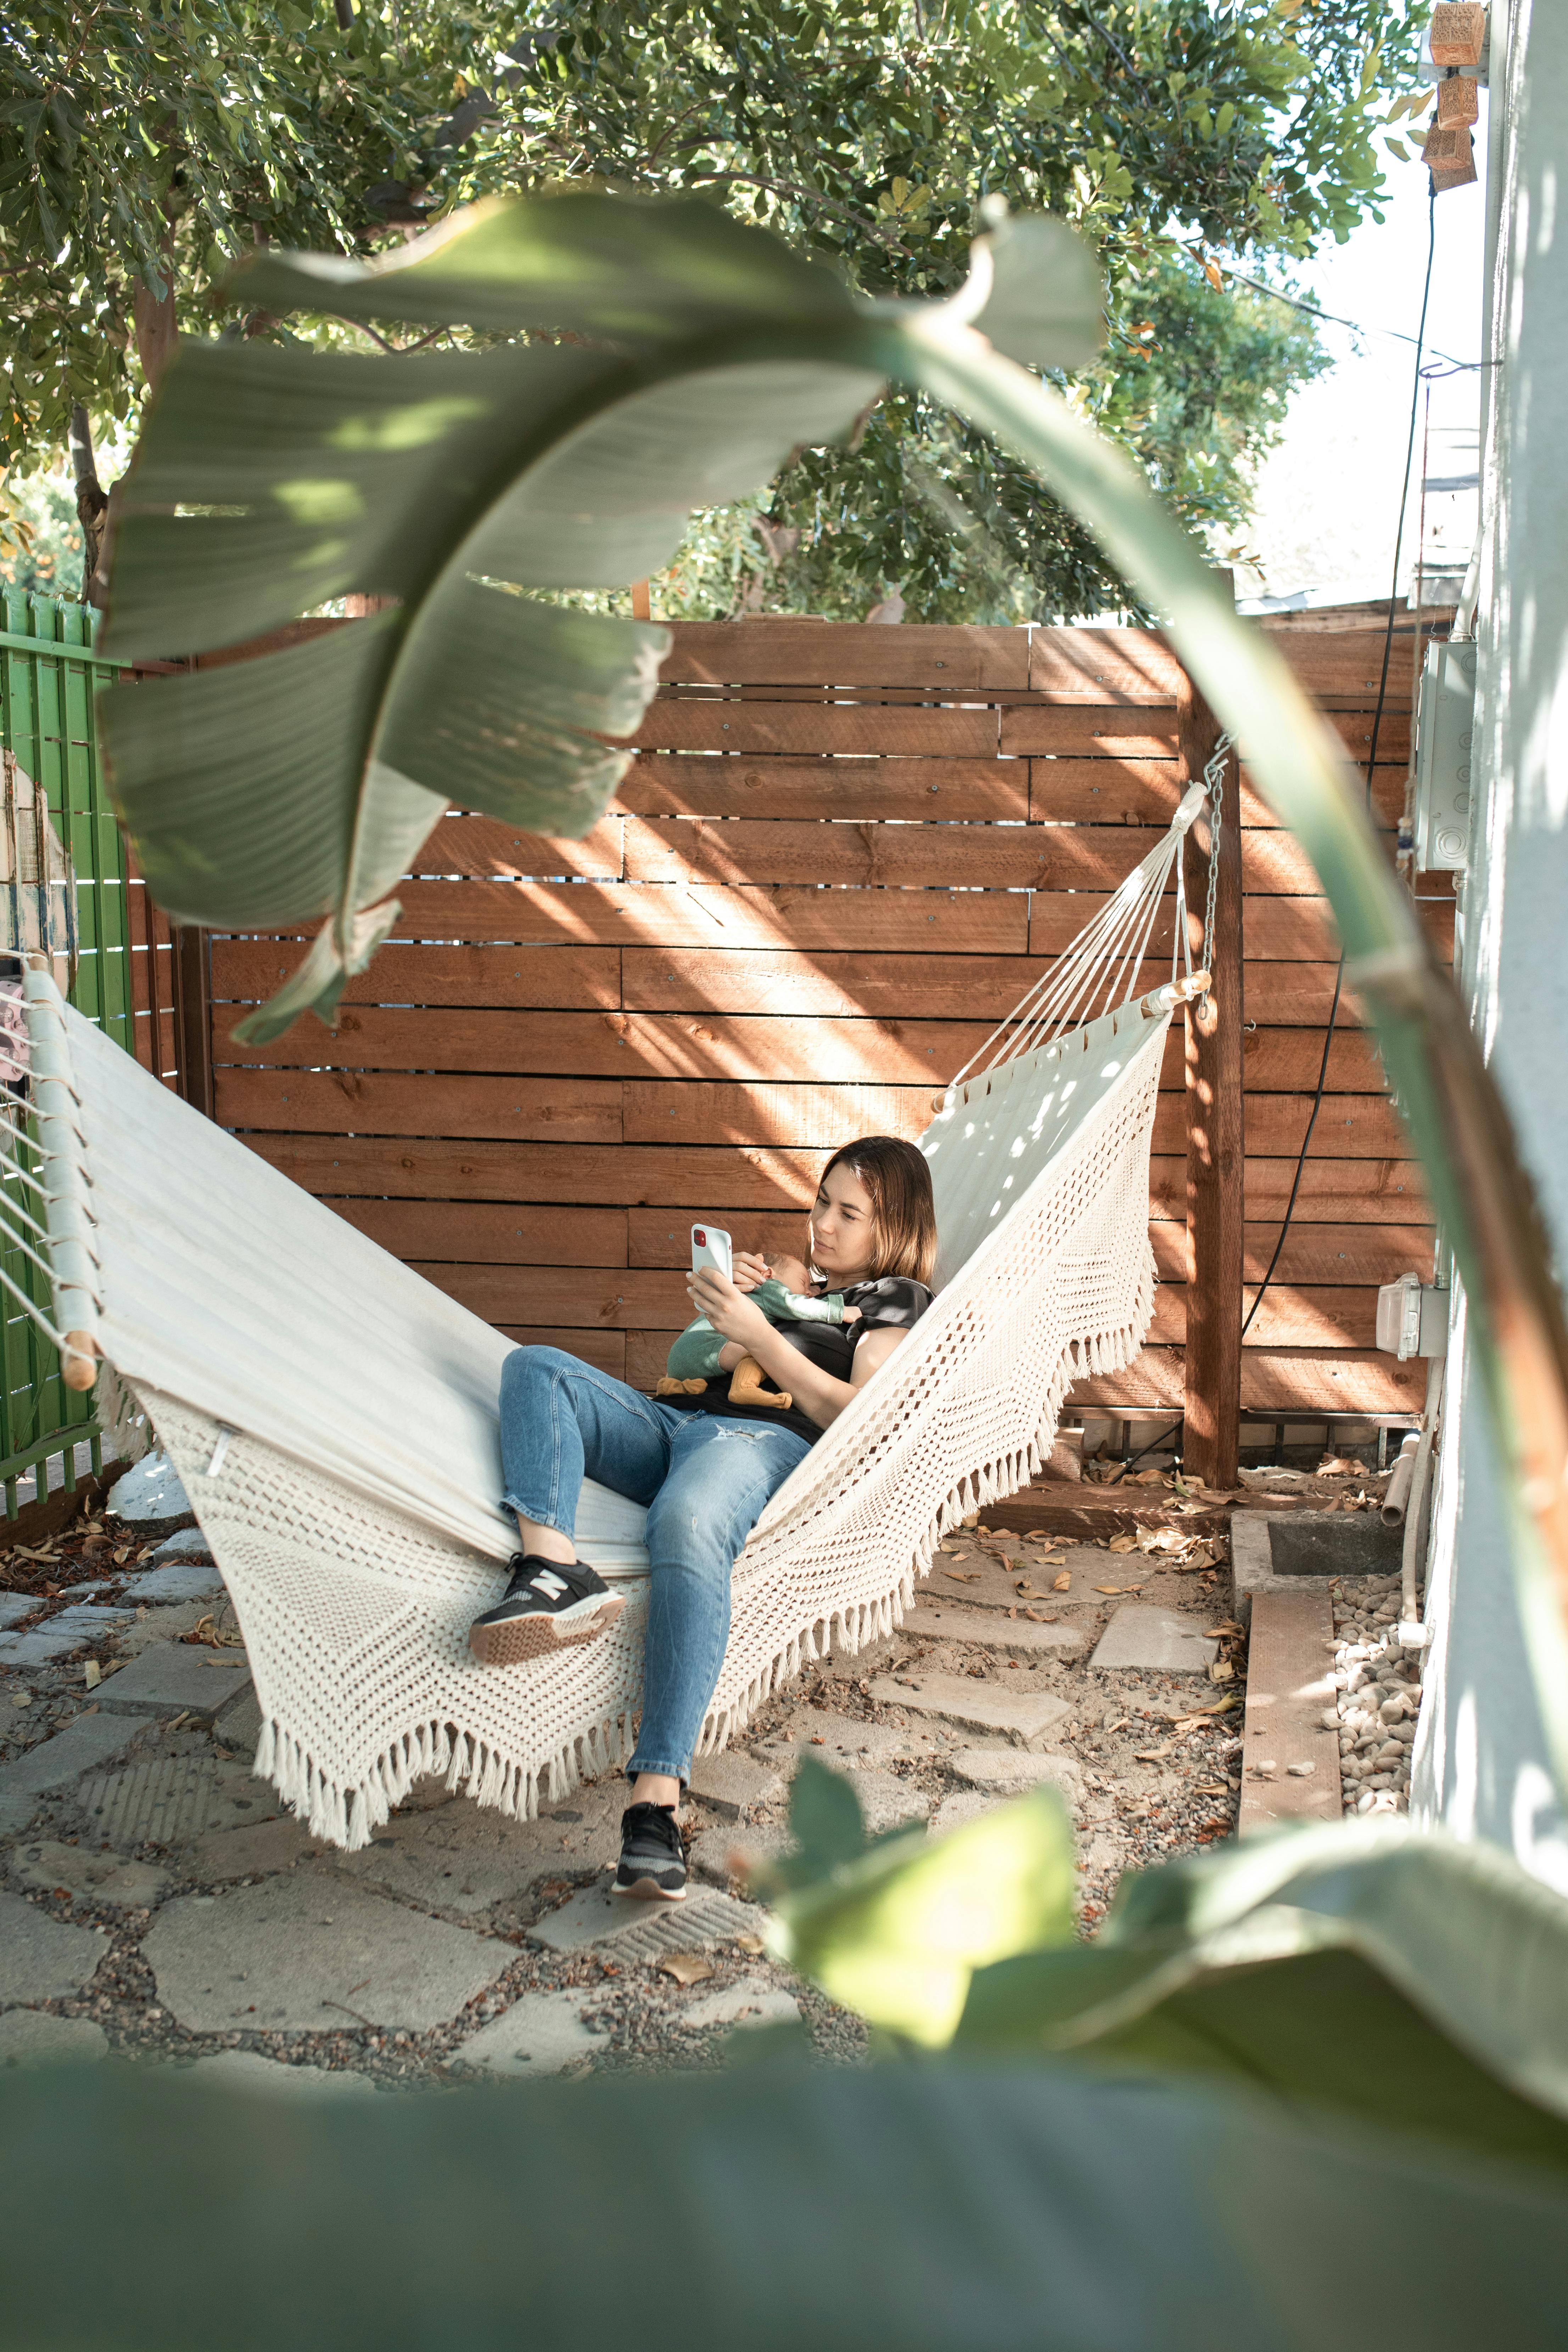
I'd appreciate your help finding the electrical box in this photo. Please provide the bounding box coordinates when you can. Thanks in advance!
[1376,1274,1449,1361]
[1413,640,1477,872]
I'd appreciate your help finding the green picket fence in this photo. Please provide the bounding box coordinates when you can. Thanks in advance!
[0,592,137,1519]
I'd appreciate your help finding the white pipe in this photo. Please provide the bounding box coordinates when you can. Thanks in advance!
[1382,1430,1421,1526]
[1400,1355,1446,1643]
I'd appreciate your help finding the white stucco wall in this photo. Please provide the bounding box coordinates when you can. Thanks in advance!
[1410,0,1568,1888]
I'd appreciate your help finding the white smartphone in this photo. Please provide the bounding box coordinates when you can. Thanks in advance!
[690,1223,733,1281]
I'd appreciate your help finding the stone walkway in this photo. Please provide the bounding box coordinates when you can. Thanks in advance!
[0,1453,1390,2089]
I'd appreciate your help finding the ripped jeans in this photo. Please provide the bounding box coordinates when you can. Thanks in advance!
[497,1347,812,1785]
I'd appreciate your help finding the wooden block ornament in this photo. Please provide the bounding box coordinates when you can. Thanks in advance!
[1428,2,1486,68]
[1436,73,1479,126]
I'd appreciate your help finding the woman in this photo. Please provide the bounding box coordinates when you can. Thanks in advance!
[468,1135,937,1901]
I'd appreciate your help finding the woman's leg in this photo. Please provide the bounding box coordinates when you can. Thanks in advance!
[475,1347,676,1665]
[498,1345,673,1537]
[630,1415,811,1799]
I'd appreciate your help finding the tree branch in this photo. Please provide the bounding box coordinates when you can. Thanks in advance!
[68,403,110,606]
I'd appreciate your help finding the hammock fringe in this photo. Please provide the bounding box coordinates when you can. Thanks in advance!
[239,1254,1158,1837]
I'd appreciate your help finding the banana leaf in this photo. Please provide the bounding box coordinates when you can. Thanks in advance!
[98,199,1097,1042]
[2,2058,1565,2351]
[759,1765,1568,2178]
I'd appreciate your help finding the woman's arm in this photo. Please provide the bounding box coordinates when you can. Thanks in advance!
[687,1270,908,1430]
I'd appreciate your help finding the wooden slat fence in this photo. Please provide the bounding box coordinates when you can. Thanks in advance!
[213,616,1447,1424]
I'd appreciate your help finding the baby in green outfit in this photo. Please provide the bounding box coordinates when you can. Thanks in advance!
[656,1253,857,1412]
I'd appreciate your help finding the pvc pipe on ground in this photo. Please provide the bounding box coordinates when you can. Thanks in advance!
[1382,1432,1421,1527]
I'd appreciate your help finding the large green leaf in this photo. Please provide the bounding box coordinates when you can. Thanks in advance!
[754,1759,1076,2046]
[760,1763,1568,2177]
[4,2060,1566,2350]
[96,194,1100,1041]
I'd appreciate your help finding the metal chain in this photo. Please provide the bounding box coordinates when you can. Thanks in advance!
[1198,730,1234,1008]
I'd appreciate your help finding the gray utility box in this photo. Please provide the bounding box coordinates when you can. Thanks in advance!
[1232,1510,1403,1622]
[1413,640,1477,872]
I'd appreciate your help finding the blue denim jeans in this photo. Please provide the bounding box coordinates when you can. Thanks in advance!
[497,1346,812,1784]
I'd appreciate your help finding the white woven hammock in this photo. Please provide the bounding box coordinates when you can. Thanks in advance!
[8,784,1208,1850]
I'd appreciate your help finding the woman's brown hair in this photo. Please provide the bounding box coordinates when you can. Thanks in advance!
[819,1135,938,1286]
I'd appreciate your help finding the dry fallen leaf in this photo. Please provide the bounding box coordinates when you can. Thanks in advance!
[658,1952,715,1988]
[1130,1468,1166,1487]
[1107,1534,1137,1555]
[1095,1585,1126,1595]
[1209,1658,1236,1683]
[944,1569,980,1584]
[1133,1748,1168,1763]
[1052,1572,1071,1592]
[732,1934,766,1956]
[83,1659,101,1690]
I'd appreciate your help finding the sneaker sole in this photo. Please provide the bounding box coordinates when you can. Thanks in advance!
[467,1592,625,1666]
[611,1871,687,1902]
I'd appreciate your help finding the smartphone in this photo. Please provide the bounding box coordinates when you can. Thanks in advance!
[691,1223,733,1281]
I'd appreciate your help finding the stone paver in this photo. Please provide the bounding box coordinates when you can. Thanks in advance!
[690,1824,786,1888]
[122,1561,225,1606]
[177,2049,379,2097]
[687,1750,785,1819]
[212,1684,264,1757]
[928,1782,1075,1838]
[907,1602,1085,1655]
[329,1796,605,1917]
[96,1643,250,1720]
[11,1839,170,1909]
[0,1594,33,1629]
[106,1451,194,1531]
[0,1889,107,2005]
[528,1878,757,1956]
[1088,1603,1219,1675]
[0,1712,151,1833]
[0,2009,109,2066]
[682,1977,800,2032]
[757,1709,953,1767]
[183,1818,320,1882]
[948,1746,1083,1802]
[1239,1589,1342,1837]
[452,1989,605,2078]
[0,1605,134,1667]
[846,1768,934,1835]
[80,1753,280,1851]
[151,1527,217,1566]
[867,1673,1069,1749]
[142,1874,510,2033]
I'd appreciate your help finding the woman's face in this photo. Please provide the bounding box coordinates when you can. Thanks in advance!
[809,1161,878,1285]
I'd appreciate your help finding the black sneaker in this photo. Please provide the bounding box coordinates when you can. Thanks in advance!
[467,1553,624,1666]
[613,1801,687,1901]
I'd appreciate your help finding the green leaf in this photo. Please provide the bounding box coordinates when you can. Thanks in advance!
[3,2055,1567,2347]
[761,1775,1077,2046]
[952,1822,1568,2178]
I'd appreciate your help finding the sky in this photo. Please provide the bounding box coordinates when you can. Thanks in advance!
[1239,94,1490,606]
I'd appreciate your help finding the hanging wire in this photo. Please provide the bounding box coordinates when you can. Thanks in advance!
[1242,186,1439,1343]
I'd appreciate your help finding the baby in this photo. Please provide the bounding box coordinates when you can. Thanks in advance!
[656,1253,859,1412]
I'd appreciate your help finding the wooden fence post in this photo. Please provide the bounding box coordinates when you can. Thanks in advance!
[1180,658,1244,1488]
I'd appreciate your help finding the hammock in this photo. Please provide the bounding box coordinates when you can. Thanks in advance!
[8,784,1212,1850]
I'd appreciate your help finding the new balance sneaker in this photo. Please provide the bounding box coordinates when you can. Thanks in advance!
[612,1801,687,1900]
[467,1553,624,1665]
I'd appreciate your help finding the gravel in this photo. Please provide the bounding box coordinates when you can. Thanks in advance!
[1329,1573,1423,1816]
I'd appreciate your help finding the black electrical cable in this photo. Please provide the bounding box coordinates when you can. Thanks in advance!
[1241,187,1439,1345]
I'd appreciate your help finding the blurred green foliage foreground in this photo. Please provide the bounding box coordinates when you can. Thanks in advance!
[5,1763,1568,2350]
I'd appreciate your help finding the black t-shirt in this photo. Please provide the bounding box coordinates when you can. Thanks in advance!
[662,1275,934,1447]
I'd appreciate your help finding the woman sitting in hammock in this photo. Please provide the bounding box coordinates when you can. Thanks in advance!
[467,1136,937,1902]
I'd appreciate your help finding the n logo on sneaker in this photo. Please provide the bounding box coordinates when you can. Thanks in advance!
[532,1569,571,1599]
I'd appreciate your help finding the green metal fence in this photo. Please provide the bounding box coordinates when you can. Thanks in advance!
[0,592,135,1518]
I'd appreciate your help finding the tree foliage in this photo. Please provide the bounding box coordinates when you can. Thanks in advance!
[1,0,1424,612]
[473,0,1419,615]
